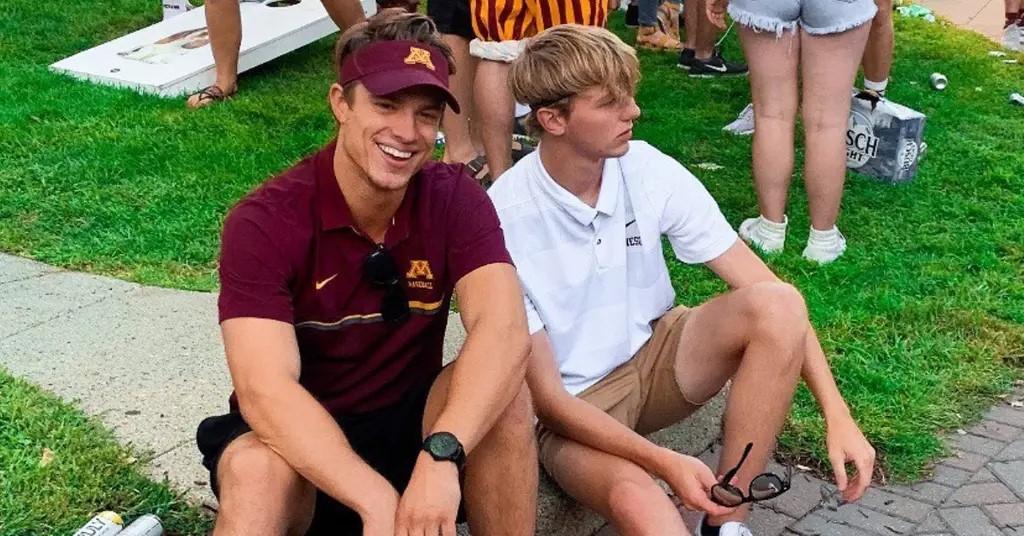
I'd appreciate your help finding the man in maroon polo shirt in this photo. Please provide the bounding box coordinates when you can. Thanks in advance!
[194,9,537,536]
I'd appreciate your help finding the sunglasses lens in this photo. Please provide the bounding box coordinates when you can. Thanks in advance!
[364,249,399,286]
[711,485,744,507]
[750,474,785,500]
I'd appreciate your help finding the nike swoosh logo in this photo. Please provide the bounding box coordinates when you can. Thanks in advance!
[315,273,339,290]
[625,219,637,227]
[704,63,728,72]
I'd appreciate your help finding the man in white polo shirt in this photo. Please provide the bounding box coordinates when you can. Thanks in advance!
[488,25,876,536]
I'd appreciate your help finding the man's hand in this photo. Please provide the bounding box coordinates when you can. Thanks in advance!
[826,415,875,503]
[359,486,400,536]
[705,0,728,29]
[395,452,462,536]
[654,448,736,517]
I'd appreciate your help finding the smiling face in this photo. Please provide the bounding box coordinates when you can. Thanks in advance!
[330,82,444,192]
[555,86,641,160]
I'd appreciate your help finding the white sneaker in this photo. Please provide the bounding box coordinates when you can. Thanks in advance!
[802,226,847,264]
[723,103,755,135]
[698,517,754,536]
[738,215,787,253]
[1003,23,1024,52]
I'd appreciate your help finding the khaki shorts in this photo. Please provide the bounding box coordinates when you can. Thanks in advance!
[537,306,709,471]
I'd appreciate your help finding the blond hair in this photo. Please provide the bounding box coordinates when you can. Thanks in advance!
[509,24,640,137]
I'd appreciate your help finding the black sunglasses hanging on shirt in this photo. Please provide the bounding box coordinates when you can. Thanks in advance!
[362,244,410,324]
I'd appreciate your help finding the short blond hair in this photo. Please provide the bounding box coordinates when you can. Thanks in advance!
[509,24,640,137]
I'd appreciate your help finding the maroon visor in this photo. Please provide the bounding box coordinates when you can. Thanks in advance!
[339,40,460,113]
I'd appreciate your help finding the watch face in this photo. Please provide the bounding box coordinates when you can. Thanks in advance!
[428,432,460,459]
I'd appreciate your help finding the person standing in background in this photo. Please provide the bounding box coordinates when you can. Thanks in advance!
[187,0,366,108]
[712,0,876,263]
[1004,0,1023,51]
[861,0,894,97]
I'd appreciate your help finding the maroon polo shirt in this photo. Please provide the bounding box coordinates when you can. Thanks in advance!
[218,141,512,416]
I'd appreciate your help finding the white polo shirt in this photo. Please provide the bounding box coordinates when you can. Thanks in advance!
[488,141,738,395]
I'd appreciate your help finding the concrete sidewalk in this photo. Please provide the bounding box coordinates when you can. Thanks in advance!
[918,0,1005,42]
[2,253,1023,535]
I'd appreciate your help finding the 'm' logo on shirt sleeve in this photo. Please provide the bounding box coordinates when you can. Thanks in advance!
[406,260,435,289]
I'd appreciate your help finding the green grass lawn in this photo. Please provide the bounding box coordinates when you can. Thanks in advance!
[0,0,1023,527]
[0,372,212,536]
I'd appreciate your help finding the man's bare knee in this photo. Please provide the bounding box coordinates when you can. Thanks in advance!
[606,478,669,534]
[216,434,314,535]
[743,282,809,355]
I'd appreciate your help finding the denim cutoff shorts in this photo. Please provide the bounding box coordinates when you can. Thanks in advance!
[728,0,878,36]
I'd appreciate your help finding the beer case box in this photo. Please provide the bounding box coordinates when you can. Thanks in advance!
[846,92,927,183]
[51,0,376,98]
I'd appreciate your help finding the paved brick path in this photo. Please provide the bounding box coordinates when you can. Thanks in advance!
[597,386,1024,536]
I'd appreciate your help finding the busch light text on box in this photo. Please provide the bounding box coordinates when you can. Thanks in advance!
[846,93,927,183]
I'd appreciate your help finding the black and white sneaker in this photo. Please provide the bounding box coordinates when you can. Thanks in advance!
[677,48,696,70]
[688,54,748,78]
[625,3,639,27]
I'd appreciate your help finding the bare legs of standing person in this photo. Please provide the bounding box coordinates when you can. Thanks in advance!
[474,60,514,181]
[861,0,893,96]
[1003,0,1024,51]
[440,34,480,165]
[737,23,870,262]
[188,0,365,108]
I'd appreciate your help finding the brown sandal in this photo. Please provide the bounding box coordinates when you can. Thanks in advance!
[186,85,237,109]
[465,154,493,188]
[636,27,682,51]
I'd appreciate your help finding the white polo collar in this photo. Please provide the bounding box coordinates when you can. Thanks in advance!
[533,149,621,227]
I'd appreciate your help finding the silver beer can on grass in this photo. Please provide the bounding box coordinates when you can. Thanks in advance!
[930,73,948,90]
[72,511,124,536]
[119,515,163,536]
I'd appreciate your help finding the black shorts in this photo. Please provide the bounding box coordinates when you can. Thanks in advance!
[196,381,455,535]
[428,0,474,39]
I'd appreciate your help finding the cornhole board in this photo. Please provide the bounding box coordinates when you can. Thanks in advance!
[50,0,377,98]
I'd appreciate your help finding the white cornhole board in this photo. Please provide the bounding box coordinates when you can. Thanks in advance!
[51,0,377,98]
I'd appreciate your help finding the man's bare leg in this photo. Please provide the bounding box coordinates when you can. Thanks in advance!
[441,34,479,164]
[321,0,367,31]
[187,0,242,107]
[862,0,893,94]
[474,60,514,180]
[423,368,537,535]
[673,281,808,524]
[545,437,690,535]
[213,432,317,536]
[684,0,697,49]
[689,0,717,60]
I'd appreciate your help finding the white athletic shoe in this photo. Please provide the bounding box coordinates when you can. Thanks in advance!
[802,226,847,264]
[723,103,755,135]
[698,517,754,536]
[738,215,787,253]
[1004,23,1024,51]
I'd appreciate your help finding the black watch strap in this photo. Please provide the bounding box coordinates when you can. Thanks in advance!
[422,432,466,469]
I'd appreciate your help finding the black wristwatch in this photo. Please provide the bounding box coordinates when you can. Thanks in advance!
[422,432,466,469]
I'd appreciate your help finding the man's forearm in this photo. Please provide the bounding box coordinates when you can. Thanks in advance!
[428,320,529,452]
[238,380,398,518]
[801,328,852,422]
[541,394,669,474]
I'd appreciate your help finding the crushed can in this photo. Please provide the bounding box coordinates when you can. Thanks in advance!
[846,91,927,183]
[120,514,163,536]
[72,511,124,536]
